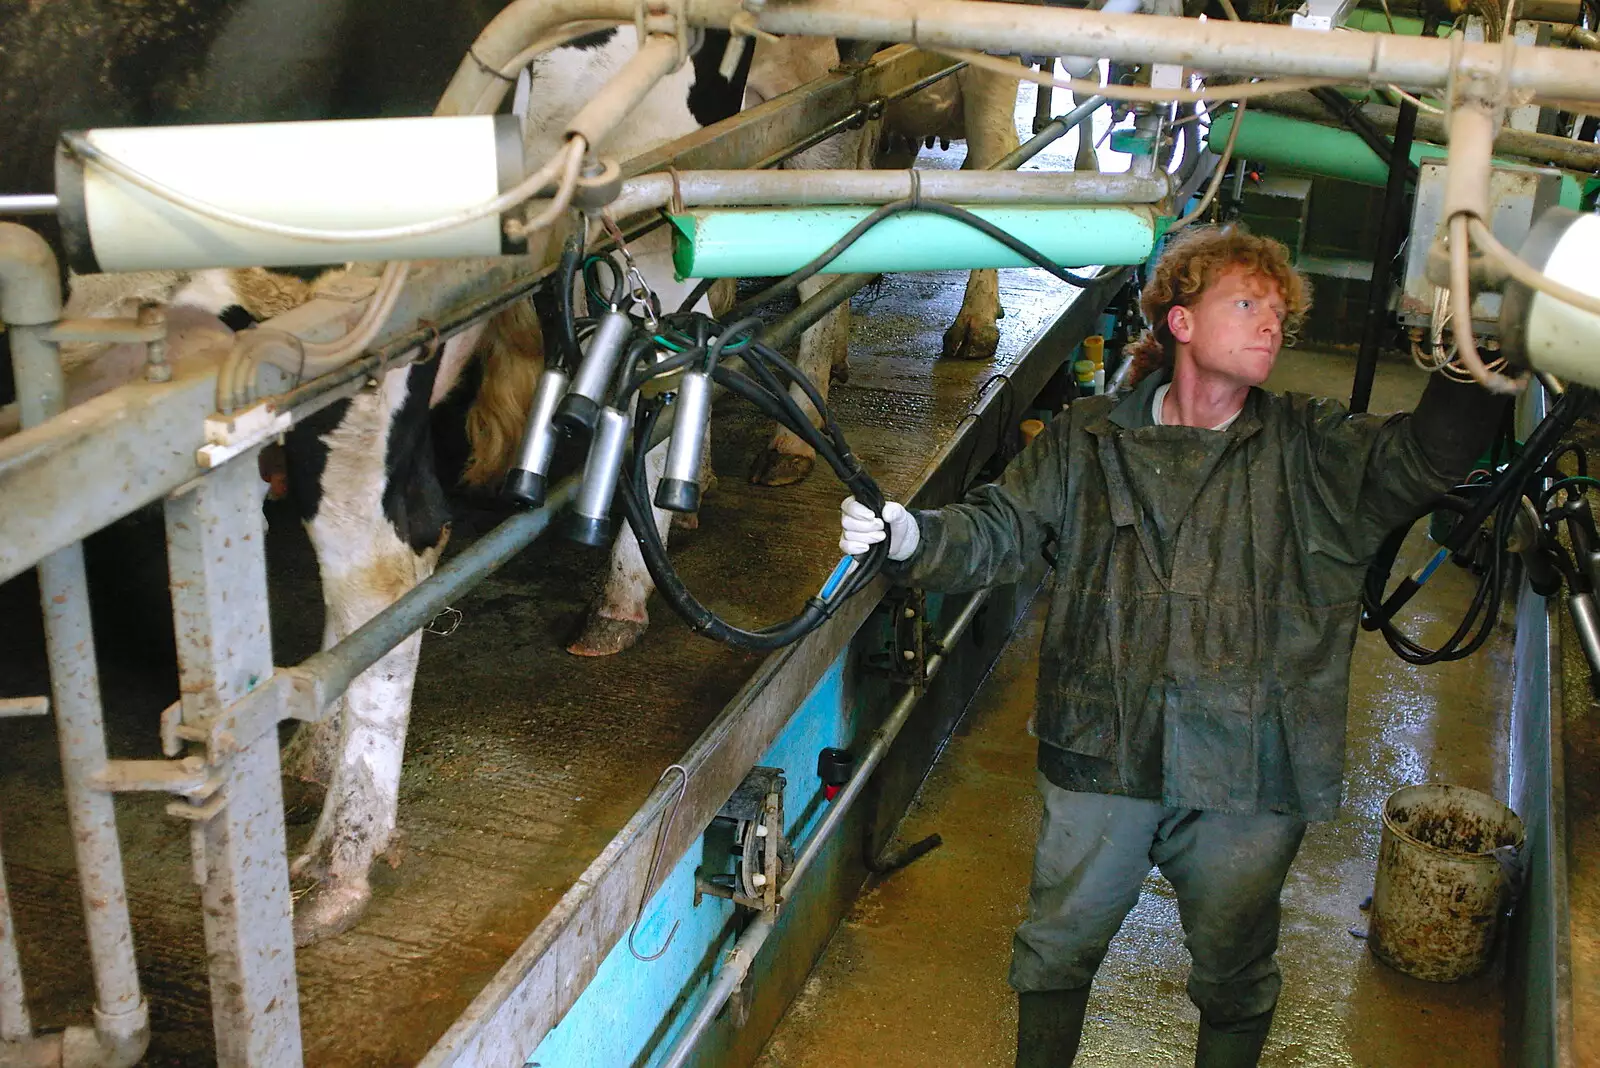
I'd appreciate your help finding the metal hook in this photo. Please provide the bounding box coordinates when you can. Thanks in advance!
[628,763,690,962]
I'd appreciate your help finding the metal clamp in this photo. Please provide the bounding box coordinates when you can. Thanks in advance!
[573,158,624,212]
[864,588,930,689]
[694,766,791,914]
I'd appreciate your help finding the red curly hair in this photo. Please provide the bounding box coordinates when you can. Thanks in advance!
[1122,224,1311,389]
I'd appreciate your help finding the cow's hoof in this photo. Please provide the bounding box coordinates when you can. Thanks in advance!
[750,448,815,487]
[293,879,370,947]
[942,314,1001,361]
[568,614,648,657]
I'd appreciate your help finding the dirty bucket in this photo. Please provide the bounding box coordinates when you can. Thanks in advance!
[1368,783,1525,982]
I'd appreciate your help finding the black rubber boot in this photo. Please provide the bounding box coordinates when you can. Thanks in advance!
[1016,987,1090,1068]
[1195,1009,1275,1068]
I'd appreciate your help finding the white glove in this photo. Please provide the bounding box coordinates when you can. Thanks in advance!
[839,497,920,561]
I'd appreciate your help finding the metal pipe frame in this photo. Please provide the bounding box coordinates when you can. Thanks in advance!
[0,45,993,1062]
[0,196,57,217]
[11,0,1589,1060]
[657,587,991,1068]
[0,44,949,588]
[0,224,149,1068]
[607,167,1166,218]
[686,0,1600,102]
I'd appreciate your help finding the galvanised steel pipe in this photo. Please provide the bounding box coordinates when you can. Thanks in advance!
[287,477,579,719]
[436,0,662,116]
[996,93,1107,170]
[0,818,30,1044]
[564,34,684,150]
[0,224,148,1068]
[0,196,57,217]
[656,587,992,1068]
[684,0,1600,103]
[608,168,1164,217]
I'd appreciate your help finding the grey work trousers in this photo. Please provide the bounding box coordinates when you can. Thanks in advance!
[1010,774,1307,1025]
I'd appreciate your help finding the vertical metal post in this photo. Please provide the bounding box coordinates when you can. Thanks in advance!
[1350,99,1419,414]
[165,456,303,1067]
[2,223,152,1062]
[0,818,31,1042]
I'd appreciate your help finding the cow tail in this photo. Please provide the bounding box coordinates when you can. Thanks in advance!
[462,300,544,488]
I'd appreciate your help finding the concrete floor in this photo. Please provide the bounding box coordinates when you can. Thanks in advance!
[755,351,1517,1068]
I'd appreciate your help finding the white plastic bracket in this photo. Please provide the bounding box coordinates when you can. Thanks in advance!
[198,403,292,469]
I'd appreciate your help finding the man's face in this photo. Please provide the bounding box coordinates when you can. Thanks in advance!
[1166,266,1287,389]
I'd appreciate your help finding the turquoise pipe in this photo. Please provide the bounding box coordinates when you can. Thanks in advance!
[668,206,1161,278]
[1206,110,1583,207]
[1343,8,1445,34]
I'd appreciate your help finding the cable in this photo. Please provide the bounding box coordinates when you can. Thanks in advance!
[1361,384,1592,663]
[1171,101,1244,232]
[1466,215,1600,320]
[731,197,1100,320]
[1448,213,1524,394]
[607,310,888,650]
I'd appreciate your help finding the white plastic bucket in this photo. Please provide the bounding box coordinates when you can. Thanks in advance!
[1368,783,1525,982]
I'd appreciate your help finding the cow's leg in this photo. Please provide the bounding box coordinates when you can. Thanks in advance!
[943,62,1022,361]
[751,118,876,487]
[569,436,675,656]
[287,360,450,945]
[1074,89,1102,173]
[750,284,847,486]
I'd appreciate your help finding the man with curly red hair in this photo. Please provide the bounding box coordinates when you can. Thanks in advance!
[839,224,1506,1067]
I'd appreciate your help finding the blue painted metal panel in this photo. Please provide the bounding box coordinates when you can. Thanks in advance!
[527,656,860,1068]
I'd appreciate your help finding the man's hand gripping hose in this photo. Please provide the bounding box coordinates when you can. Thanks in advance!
[839,498,919,561]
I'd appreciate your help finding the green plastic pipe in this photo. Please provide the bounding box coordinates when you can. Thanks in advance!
[1343,8,1442,35]
[1206,110,1582,207]
[668,206,1160,278]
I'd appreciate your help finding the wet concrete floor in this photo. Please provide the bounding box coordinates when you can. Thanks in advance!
[755,351,1517,1068]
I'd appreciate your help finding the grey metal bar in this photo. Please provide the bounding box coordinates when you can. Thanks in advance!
[0,195,57,217]
[1,222,150,1068]
[0,818,29,1043]
[609,167,1163,216]
[1506,382,1575,1068]
[996,94,1107,171]
[164,456,302,1067]
[657,588,991,1068]
[286,477,579,720]
[713,0,1600,101]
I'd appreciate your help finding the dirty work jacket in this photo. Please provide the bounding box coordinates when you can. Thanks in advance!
[896,371,1481,821]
